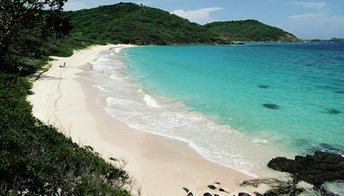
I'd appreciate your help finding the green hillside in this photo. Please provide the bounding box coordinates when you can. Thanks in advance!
[1,1,131,194]
[65,3,228,45]
[205,20,298,42]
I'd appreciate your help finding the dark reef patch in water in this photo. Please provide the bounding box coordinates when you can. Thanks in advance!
[327,109,341,115]
[258,84,269,89]
[302,63,313,67]
[314,85,338,90]
[335,90,344,94]
[263,103,279,110]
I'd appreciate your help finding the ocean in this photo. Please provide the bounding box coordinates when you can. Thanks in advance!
[89,43,344,176]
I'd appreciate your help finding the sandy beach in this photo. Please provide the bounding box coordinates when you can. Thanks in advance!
[28,44,276,195]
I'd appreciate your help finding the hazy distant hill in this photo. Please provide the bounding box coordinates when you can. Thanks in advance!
[205,20,298,42]
[65,3,228,45]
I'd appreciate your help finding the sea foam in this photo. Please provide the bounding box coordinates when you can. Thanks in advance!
[143,94,160,108]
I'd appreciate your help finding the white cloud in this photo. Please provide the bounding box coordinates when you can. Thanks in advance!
[286,12,344,39]
[292,2,327,9]
[288,12,325,19]
[171,7,223,24]
[63,1,91,11]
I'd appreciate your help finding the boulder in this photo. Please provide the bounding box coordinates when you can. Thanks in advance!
[183,187,189,193]
[207,185,217,190]
[187,192,194,196]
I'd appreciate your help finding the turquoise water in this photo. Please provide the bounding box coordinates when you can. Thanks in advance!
[89,43,343,175]
[123,43,344,154]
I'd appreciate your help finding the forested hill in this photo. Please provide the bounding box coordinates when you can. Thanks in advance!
[205,20,298,42]
[65,3,228,45]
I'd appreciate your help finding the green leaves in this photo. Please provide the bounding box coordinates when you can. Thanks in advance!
[0,0,70,73]
[205,20,298,42]
[65,2,228,45]
[0,74,131,195]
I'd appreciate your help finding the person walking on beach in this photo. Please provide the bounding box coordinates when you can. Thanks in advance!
[59,62,66,68]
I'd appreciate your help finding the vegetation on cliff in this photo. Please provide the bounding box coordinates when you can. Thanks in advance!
[0,1,130,195]
[205,20,298,42]
[65,2,228,45]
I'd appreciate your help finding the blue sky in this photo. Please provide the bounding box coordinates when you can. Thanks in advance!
[64,0,344,39]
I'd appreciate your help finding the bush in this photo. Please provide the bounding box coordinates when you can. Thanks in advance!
[0,74,131,195]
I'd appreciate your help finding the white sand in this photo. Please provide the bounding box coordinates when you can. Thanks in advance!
[28,44,276,195]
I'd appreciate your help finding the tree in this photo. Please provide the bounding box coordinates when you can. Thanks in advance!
[0,0,69,73]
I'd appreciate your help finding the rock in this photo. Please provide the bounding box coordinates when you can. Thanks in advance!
[327,108,341,115]
[238,193,251,196]
[219,188,227,192]
[203,192,212,196]
[207,185,217,190]
[241,178,304,195]
[241,178,284,188]
[267,151,344,186]
[182,187,189,193]
[254,192,263,196]
[187,192,194,196]
[317,181,344,196]
[264,187,304,196]
[258,85,269,89]
[263,191,278,196]
[214,182,221,185]
[263,103,279,110]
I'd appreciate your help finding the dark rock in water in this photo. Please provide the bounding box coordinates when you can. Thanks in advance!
[335,90,344,94]
[258,85,269,89]
[327,109,341,115]
[187,192,194,196]
[207,185,217,190]
[238,193,251,196]
[183,187,189,193]
[203,192,212,196]
[267,151,344,186]
[263,103,279,110]
[320,181,344,196]
[315,184,340,196]
[219,188,227,192]
[314,143,344,156]
[214,182,220,185]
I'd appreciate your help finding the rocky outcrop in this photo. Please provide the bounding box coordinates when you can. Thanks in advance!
[267,151,344,186]
[241,178,304,195]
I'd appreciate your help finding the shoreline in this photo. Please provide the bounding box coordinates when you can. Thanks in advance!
[28,44,282,195]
